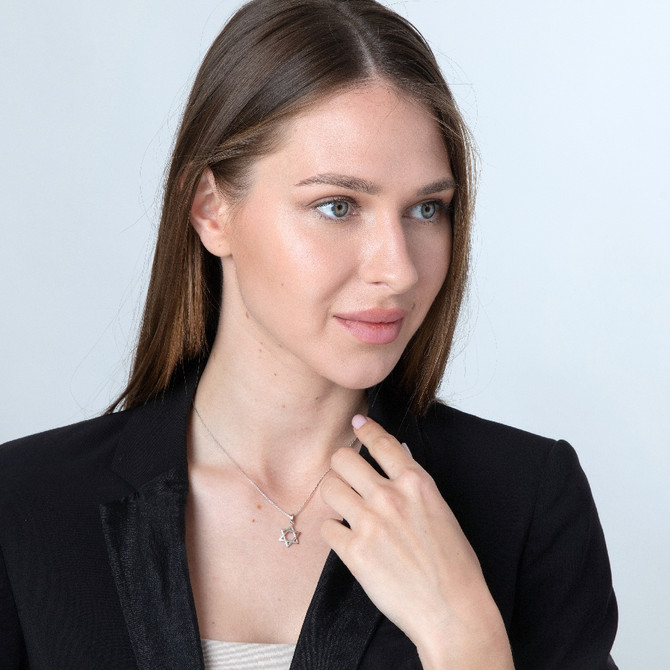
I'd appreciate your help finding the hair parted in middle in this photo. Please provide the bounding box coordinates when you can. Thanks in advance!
[115,0,476,415]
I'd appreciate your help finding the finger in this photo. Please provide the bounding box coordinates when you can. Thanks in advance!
[329,445,384,498]
[351,414,413,479]
[320,516,351,552]
[319,474,365,525]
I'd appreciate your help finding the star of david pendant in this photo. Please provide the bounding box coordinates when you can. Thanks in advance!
[278,515,300,548]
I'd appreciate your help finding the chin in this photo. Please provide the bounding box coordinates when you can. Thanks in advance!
[330,360,399,392]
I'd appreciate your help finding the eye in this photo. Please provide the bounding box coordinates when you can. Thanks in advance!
[407,200,449,222]
[315,199,352,219]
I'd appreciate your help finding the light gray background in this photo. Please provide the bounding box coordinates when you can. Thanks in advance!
[1,1,668,665]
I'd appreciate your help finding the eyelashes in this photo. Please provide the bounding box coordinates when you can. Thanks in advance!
[314,197,452,222]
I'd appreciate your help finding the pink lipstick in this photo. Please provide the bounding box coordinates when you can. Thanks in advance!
[334,308,406,345]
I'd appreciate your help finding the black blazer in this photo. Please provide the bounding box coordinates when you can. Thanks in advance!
[0,364,618,669]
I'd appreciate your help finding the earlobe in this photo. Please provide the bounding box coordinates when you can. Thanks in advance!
[189,168,232,257]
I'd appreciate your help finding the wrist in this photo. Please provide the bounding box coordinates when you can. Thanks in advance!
[414,610,514,670]
[417,638,514,670]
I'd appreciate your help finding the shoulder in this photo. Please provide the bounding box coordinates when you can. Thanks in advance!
[414,401,589,529]
[0,410,148,555]
[422,400,555,447]
[419,400,562,471]
[394,399,617,664]
[0,363,198,509]
[0,369,195,505]
[0,410,135,496]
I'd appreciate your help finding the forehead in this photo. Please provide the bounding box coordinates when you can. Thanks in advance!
[255,83,452,187]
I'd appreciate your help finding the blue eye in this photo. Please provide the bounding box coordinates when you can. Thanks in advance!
[316,200,351,219]
[408,201,447,221]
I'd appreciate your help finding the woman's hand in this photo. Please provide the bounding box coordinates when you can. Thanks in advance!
[320,415,514,670]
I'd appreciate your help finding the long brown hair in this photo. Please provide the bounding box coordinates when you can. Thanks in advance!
[112,0,476,416]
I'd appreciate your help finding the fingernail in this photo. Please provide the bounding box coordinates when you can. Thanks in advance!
[401,442,411,455]
[352,414,367,429]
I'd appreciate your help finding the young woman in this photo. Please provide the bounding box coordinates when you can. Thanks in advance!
[0,0,618,668]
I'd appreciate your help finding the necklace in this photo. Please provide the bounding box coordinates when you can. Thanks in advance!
[192,404,358,548]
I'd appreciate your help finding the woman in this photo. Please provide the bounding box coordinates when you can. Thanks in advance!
[0,0,618,668]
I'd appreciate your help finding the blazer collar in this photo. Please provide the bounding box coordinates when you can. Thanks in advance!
[109,359,203,490]
[100,362,427,670]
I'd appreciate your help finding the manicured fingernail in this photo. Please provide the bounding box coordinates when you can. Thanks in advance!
[352,414,367,429]
[401,442,411,455]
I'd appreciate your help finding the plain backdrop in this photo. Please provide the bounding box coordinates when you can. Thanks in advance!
[1,1,668,666]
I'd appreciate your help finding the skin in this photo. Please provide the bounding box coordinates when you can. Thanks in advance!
[187,81,513,668]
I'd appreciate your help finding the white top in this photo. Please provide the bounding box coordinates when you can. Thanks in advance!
[201,639,296,670]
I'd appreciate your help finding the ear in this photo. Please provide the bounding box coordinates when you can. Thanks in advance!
[189,168,232,257]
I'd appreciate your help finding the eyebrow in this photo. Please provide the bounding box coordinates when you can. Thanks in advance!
[295,173,380,194]
[415,179,457,196]
[295,173,456,196]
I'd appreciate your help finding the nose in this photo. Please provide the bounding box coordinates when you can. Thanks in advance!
[359,214,419,293]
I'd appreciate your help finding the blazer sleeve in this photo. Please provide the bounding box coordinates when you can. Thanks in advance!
[0,545,28,669]
[509,439,618,670]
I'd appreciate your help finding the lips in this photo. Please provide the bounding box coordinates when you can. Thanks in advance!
[334,308,407,345]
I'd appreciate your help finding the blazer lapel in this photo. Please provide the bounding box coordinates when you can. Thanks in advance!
[290,549,382,669]
[100,467,204,670]
[100,361,205,670]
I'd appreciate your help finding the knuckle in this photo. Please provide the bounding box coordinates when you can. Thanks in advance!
[376,434,398,452]
[370,483,405,516]
[370,483,395,507]
[354,522,373,545]
[347,535,367,563]
[398,467,423,488]
[397,467,434,498]
[351,517,382,555]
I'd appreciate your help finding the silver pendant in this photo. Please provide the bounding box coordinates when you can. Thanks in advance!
[278,515,300,548]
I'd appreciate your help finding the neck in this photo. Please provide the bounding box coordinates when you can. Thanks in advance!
[191,338,366,481]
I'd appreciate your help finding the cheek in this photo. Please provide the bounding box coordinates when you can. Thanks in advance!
[229,214,347,310]
[417,230,452,297]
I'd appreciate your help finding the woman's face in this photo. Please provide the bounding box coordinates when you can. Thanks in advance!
[214,82,454,391]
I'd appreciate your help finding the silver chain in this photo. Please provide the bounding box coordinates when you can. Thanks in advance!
[192,403,358,521]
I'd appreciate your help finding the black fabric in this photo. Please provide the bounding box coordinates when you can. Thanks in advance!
[0,364,618,669]
[291,549,384,669]
[100,468,203,670]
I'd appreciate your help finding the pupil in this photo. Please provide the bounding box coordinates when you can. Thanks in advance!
[422,203,436,218]
[334,201,348,216]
